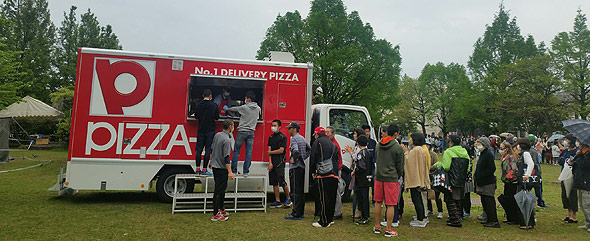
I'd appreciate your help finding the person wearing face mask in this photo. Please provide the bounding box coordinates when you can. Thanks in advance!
[209,119,236,221]
[194,89,220,176]
[559,134,579,224]
[514,138,539,229]
[474,137,500,228]
[571,139,590,233]
[404,133,430,228]
[498,141,520,225]
[267,120,291,208]
[227,91,261,176]
[213,87,232,117]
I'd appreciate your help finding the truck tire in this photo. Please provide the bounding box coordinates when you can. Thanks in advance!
[340,166,352,202]
[156,167,195,203]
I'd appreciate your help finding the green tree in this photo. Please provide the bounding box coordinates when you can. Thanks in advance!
[54,6,122,88]
[50,86,74,142]
[256,0,402,126]
[0,14,22,109]
[419,62,470,135]
[396,75,434,134]
[550,8,590,119]
[1,0,56,102]
[496,55,571,134]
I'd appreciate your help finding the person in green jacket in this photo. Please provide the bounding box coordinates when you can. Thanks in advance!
[435,135,470,227]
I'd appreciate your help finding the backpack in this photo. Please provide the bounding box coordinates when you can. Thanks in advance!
[317,142,336,176]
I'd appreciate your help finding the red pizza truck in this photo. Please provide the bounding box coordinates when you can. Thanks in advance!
[55,48,376,202]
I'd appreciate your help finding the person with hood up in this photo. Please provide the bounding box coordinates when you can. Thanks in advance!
[436,135,470,228]
[474,137,500,228]
[227,91,261,176]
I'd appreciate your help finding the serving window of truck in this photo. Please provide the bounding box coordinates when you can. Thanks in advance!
[187,74,265,120]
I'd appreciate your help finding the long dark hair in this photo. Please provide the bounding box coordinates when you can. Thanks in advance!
[411,133,426,146]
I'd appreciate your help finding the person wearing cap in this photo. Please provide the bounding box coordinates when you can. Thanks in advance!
[436,135,470,227]
[310,126,340,228]
[284,121,310,221]
[559,134,579,224]
[325,126,344,220]
[474,137,500,228]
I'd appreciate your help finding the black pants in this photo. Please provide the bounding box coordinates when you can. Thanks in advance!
[410,188,426,221]
[481,195,498,223]
[212,168,228,214]
[427,190,443,213]
[356,185,370,219]
[195,131,215,169]
[289,167,305,217]
[503,183,520,223]
[318,177,338,226]
[463,192,471,214]
[561,182,578,211]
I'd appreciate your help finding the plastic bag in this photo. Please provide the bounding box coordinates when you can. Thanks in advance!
[558,162,573,181]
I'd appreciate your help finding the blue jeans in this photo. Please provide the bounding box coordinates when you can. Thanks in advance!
[231,131,254,174]
[195,131,215,170]
[534,183,546,207]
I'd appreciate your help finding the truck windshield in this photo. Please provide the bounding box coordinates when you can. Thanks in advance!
[187,75,265,120]
[329,109,369,140]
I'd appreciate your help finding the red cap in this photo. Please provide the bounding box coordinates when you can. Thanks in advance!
[314,127,326,134]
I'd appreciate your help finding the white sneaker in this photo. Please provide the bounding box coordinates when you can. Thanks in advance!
[412,216,429,223]
[379,221,399,227]
[437,212,444,219]
[312,222,331,228]
[410,220,428,228]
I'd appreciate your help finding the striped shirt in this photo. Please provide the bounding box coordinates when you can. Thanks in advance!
[290,133,309,169]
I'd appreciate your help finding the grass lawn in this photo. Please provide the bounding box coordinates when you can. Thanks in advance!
[1,148,588,240]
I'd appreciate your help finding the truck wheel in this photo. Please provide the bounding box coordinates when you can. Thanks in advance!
[156,167,195,203]
[340,167,352,202]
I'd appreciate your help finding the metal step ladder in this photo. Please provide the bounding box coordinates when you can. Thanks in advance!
[172,173,267,214]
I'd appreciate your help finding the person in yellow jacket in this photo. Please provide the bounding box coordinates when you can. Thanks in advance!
[404,133,430,228]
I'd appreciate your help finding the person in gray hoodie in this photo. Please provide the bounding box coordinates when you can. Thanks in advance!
[227,91,261,175]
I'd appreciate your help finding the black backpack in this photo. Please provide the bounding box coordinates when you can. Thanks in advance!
[449,157,469,188]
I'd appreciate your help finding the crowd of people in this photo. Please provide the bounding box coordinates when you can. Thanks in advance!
[192,89,590,237]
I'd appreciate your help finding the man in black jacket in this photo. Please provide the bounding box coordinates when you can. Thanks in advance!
[309,127,339,228]
[194,89,219,175]
[474,137,500,228]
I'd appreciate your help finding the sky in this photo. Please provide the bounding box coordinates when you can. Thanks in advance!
[47,0,588,78]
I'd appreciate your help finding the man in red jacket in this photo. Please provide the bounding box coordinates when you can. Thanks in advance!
[326,126,343,220]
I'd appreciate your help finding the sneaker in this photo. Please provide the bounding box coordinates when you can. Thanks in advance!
[477,214,487,221]
[437,212,444,219]
[243,173,249,177]
[210,214,228,221]
[379,221,399,227]
[412,216,429,223]
[219,210,228,217]
[374,226,381,234]
[312,222,331,228]
[410,220,428,228]
[356,218,370,225]
[203,171,213,176]
[462,212,471,219]
[384,229,398,237]
[427,211,434,216]
[195,170,203,175]
[284,214,303,220]
[269,201,282,208]
[284,198,293,207]
[578,225,588,230]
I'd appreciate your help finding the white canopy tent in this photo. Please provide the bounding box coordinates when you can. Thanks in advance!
[0,96,62,163]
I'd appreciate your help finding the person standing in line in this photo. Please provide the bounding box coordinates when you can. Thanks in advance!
[267,120,291,208]
[499,141,520,225]
[326,126,344,220]
[426,139,444,219]
[352,135,372,225]
[514,138,538,230]
[310,127,340,228]
[194,89,219,176]
[559,134,579,224]
[403,133,430,228]
[474,137,500,228]
[284,122,310,220]
[227,91,261,176]
[570,139,590,233]
[527,135,546,208]
[373,124,403,237]
[345,128,365,218]
[436,135,470,228]
[362,124,377,206]
[209,119,235,221]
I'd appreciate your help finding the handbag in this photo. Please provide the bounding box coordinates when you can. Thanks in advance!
[316,143,335,176]
[427,189,436,200]
[431,167,452,194]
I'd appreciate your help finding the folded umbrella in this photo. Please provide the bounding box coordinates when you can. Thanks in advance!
[514,186,537,226]
[562,119,590,146]
[499,133,511,138]
[489,134,499,138]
